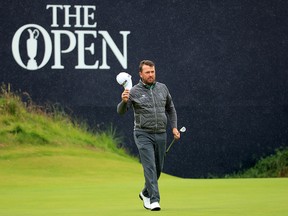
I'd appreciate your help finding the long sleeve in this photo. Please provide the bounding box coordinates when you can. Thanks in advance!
[165,92,178,129]
[117,100,129,115]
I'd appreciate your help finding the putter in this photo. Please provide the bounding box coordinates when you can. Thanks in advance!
[166,126,186,154]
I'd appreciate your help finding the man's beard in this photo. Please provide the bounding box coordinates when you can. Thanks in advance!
[143,77,155,85]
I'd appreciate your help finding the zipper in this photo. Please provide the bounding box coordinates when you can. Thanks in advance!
[150,88,158,131]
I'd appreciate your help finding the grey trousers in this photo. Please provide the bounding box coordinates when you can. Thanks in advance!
[134,130,167,203]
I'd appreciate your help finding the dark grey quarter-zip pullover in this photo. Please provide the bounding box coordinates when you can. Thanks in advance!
[117,80,177,133]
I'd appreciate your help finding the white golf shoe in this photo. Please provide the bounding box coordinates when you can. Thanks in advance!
[139,192,151,210]
[150,202,161,211]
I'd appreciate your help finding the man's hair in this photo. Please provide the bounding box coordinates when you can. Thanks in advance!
[139,60,155,72]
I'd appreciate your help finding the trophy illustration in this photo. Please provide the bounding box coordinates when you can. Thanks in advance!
[26,29,39,70]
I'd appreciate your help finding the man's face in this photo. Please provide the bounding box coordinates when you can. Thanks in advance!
[139,64,156,85]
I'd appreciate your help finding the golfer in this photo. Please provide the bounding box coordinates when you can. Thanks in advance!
[117,60,180,211]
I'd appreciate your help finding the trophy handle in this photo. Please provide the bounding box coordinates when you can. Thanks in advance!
[32,29,39,39]
[28,29,39,40]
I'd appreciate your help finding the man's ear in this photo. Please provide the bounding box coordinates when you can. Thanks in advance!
[139,71,142,79]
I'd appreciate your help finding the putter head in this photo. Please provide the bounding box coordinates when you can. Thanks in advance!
[180,127,186,133]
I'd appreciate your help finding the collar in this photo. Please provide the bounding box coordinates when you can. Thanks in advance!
[139,79,156,89]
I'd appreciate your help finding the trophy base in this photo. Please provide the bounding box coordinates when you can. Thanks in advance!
[27,59,38,70]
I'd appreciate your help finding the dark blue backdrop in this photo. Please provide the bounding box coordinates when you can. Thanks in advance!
[1,0,288,177]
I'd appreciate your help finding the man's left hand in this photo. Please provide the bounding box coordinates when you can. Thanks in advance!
[172,128,180,140]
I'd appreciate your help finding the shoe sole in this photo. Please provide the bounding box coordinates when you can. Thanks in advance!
[150,202,161,211]
[139,194,143,201]
[151,207,161,211]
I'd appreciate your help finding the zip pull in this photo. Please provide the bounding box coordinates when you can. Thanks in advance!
[150,88,158,130]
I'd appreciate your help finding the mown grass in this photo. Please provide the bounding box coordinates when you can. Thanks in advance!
[0,148,287,216]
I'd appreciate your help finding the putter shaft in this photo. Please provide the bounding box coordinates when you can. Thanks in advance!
[166,126,186,154]
[166,138,176,153]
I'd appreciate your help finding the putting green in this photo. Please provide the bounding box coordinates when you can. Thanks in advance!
[0,146,287,216]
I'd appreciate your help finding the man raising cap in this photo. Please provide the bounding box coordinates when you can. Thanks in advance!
[117,60,180,211]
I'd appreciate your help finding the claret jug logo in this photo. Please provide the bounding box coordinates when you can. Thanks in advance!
[12,5,130,71]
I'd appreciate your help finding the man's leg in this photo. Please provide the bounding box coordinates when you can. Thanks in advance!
[134,131,160,203]
[154,133,167,179]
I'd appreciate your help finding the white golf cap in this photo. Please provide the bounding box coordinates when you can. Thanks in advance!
[116,72,132,90]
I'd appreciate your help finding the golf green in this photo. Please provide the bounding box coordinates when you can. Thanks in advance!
[0,146,287,216]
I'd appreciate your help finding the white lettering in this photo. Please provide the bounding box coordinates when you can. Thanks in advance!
[46,4,97,28]
[46,5,63,27]
[63,5,82,27]
[83,5,97,28]
[12,5,130,70]
[98,31,130,69]
[75,30,99,69]
[51,30,76,69]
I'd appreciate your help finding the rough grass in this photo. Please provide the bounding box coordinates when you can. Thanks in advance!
[0,84,128,157]
[227,148,288,178]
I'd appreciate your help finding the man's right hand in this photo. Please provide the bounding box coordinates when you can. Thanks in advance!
[121,89,130,103]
